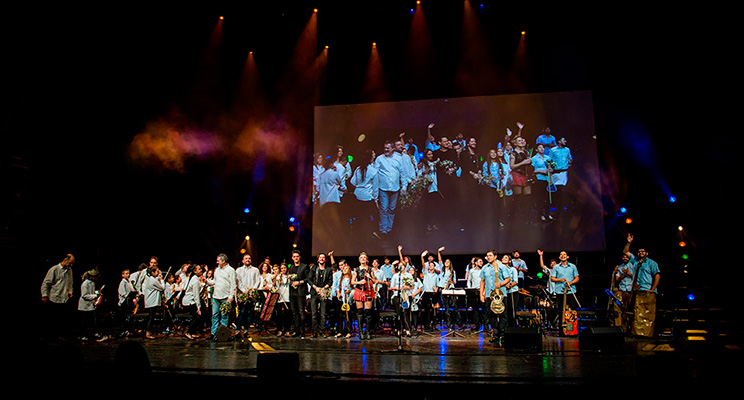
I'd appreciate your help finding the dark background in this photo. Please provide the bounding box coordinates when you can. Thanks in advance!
[3,2,732,311]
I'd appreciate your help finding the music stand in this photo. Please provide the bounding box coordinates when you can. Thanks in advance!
[255,292,279,336]
[440,289,466,338]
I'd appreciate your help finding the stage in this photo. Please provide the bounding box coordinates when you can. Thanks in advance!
[31,315,739,397]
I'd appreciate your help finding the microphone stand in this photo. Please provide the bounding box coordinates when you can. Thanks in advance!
[381,271,417,355]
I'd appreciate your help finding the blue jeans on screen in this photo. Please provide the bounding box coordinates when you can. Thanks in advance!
[378,189,398,234]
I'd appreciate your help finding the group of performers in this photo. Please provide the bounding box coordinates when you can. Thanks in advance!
[313,121,574,240]
[608,234,662,337]
[38,232,660,344]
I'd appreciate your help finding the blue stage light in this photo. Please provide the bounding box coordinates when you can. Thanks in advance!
[687,294,695,301]
[289,217,296,223]
[620,207,627,214]
[669,196,677,203]
[243,208,250,214]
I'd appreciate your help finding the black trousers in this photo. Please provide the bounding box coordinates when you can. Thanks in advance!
[290,294,306,335]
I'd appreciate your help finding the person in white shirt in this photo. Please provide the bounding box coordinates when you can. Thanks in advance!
[115,268,135,337]
[78,269,102,340]
[181,264,203,340]
[375,141,407,235]
[350,149,379,238]
[235,254,260,333]
[143,266,165,339]
[40,254,75,340]
[206,253,236,339]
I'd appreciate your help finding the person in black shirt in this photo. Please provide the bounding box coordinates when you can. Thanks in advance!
[288,250,310,338]
[308,253,333,337]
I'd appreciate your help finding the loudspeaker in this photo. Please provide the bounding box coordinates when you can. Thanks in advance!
[214,325,233,341]
[257,352,299,380]
[504,326,541,349]
[579,326,625,351]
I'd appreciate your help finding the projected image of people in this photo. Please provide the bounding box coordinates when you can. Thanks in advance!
[312,91,602,256]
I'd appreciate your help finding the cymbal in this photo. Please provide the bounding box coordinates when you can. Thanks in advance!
[528,285,547,290]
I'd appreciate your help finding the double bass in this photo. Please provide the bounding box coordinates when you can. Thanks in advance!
[561,283,578,336]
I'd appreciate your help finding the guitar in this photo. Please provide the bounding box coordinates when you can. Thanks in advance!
[561,284,578,336]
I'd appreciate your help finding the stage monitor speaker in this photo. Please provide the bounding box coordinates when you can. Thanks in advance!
[257,352,299,380]
[214,325,233,342]
[504,326,541,349]
[579,326,625,351]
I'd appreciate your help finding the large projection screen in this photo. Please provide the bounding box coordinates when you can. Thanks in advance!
[312,91,604,256]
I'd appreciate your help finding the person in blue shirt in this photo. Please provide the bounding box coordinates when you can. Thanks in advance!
[626,235,661,338]
[551,250,580,313]
[549,137,573,213]
[480,250,511,346]
[531,143,554,222]
[535,127,557,156]
[611,234,636,331]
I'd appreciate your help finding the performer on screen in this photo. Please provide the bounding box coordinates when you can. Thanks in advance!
[375,140,407,236]
[350,149,379,239]
[531,143,554,222]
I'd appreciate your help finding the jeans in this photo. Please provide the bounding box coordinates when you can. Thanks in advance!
[211,298,230,336]
[378,189,399,234]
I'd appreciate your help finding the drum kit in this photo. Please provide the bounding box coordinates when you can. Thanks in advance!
[516,282,558,332]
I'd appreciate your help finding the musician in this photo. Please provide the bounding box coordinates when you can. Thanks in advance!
[421,258,440,329]
[537,249,558,328]
[288,250,309,338]
[551,251,580,314]
[439,254,461,331]
[531,143,554,222]
[236,254,260,334]
[509,136,532,222]
[466,257,484,330]
[308,253,333,337]
[181,264,202,340]
[502,254,520,326]
[351,252,377,340]
[629,238,661,338]
[206,253,236,340]
[379,257,393,308]
[612,234,637,331]
[115,268,135,337]
[408,266,424,334]
[272,263,292,337]
[143,266,165,339]
[480,250,511,346]
[336,263,353,338]
[389,263,414,336]
[40,254,75,341]
[512,251,528,308]
[549,137,573,213]
[78,269,102,341]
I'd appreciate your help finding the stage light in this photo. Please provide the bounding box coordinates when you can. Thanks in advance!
[619,207,627,214]
[372,42,377,47]
[536,272,544,279]
[410,8,415,13]
[292,243,298,248]
[289,226,295,232]
[625,218,632,224]
[220,16,224,20]
[679,241,686,247]
[245,235,250,241]
[243,208,250,214]
[669,196,677,203]
[521,31,526,35]
[240,248,246,254]
[325,45,329,49]
[289,217,296,223]
[687,294,695,301]
[416,1,421,4]
[678,226,683,231]
[682,254,689,260]
[314,8,318,13]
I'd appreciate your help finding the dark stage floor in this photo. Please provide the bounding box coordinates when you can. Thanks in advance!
[30,317,740,398]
